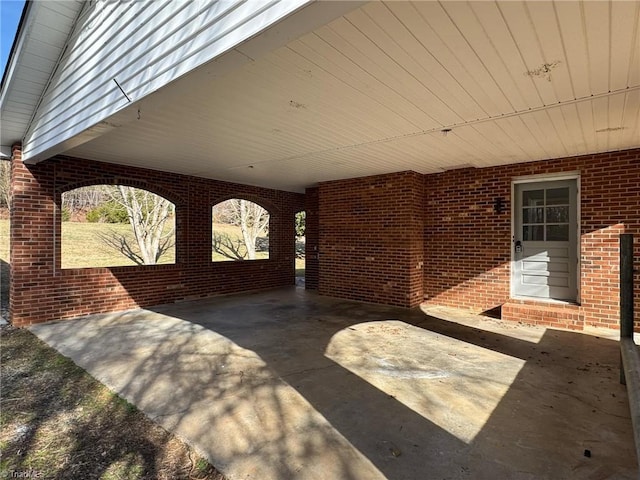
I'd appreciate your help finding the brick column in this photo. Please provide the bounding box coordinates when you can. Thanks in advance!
[305,187,319,290]
[318,171,424,308]
[9,147,57,326]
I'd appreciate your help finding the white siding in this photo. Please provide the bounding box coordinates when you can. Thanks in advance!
[22,0,311,162]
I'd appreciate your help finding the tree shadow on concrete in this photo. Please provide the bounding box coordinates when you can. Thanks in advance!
[32,294,467,479]
[181,290,637,479]
[30,288,638,479]
[31,306,403,479]
[0,328,198,480]
[413,308,637,478]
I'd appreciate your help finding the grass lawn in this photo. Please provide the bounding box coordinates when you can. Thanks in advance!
[0,219,8,262]
[211,223,269,262]
[295,258,305,277]
[1,220,303,272]
[0,326,226,479]
[61,221,176,268]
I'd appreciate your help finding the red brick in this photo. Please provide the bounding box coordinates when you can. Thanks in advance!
[10,152,303,325]
[422,149,640,331]
[10,145,640,332]
[316,171,424,308]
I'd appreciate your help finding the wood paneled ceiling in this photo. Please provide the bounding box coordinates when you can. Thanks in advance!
[68,1,640,192]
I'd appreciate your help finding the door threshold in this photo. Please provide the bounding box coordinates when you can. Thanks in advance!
[510,296,581,307]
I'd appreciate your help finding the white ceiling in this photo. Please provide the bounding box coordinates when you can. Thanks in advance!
[67,1,640,193]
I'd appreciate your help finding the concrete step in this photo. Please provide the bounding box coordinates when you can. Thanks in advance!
[502,299,584,330]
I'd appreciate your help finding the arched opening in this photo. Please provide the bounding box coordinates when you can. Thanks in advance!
[61,185,175,268]
[212,199,270,261]
[295,210,305,284]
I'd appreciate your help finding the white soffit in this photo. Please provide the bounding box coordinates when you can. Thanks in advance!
[62,1,640,192]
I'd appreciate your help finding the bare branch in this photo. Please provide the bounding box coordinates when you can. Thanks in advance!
[97,186,175,265]
[97,229,175,266]
[97,231,145,265]
[0,161,11,209]
[62,186,107,213]
[212,232,247,260]
[212,199,269,260]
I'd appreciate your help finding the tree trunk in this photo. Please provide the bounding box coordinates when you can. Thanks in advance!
[115,186,173,265]
[212,199,269,261]
[239,200,257,260]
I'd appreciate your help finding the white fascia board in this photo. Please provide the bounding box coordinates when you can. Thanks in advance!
[22,1,367,164]
[0,1,34,149]
[0,2,32,106]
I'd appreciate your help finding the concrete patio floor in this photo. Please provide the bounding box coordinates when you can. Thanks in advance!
[30,287,638,480]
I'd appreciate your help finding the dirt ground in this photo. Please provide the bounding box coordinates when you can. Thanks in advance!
[0,326,227,480]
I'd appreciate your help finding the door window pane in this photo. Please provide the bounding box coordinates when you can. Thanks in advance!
[523,189,544,207]
[523,207,544,224]
[546,206,569,223]
[523,225,544,241]
[547,224,569,241]
[546,187,569,205]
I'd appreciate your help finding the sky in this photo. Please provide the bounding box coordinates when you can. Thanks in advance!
[1,0,26,78]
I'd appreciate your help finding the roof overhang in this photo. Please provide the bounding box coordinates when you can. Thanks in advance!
[0,0,85,159]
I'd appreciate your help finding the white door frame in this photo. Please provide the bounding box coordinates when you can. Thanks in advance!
[511,172,581,303]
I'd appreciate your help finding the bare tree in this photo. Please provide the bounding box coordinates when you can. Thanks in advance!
[0,160,10,209]
[212,199,269,260]
[295,211,305,259]
[212,232,249,260]
[98,229,174,266]
[105,186,174,265]
[62,186,107,214]
[237,199,269,260]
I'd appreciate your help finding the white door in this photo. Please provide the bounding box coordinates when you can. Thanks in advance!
[513,179,578,301]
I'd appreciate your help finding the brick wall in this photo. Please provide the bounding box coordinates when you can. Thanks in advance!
[423,148,640,331]
[314,149,638,330]
[318,171,424,307]
[10,146,640,330]
[305,187,319,290]
[10,152,303,326]
[423,166,512,311]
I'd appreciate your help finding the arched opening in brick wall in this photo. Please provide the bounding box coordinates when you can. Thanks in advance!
[212,199,270,262]
[61,185,176,268]
[295,210,305,282]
